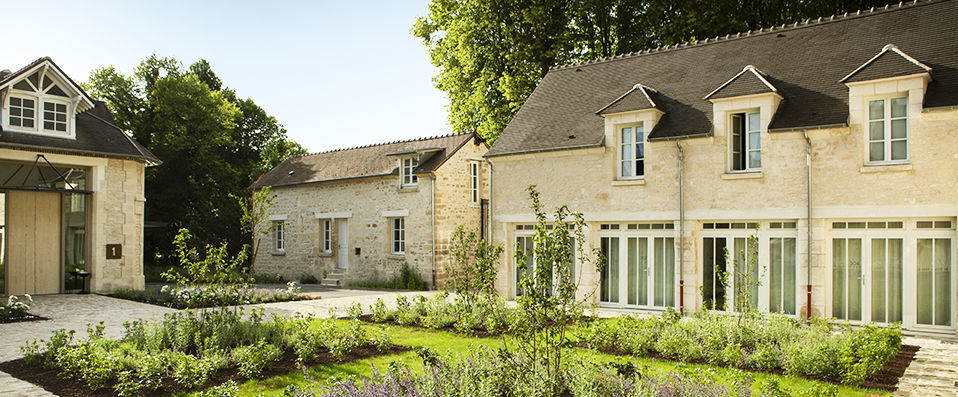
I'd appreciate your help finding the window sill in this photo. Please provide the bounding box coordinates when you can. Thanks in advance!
[398,186,419,193]
[271,251,286,256]
[860,163,912,173]
[611,178,645,186]
[721,171,762,180]
[318,252,333,258]
[386,253,406,260]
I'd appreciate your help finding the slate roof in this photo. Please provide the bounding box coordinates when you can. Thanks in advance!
[705,65,779,100]
[841,44,932,82]
[597,84,659,115]
[487,0,958,157]
[253,133,477,189]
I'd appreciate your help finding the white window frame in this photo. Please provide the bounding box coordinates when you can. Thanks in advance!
[618,123,645,179]
[469,161,479,204]
[512,224,576,297]
[274,221,285,251]
[321,219,332,253]
[42,99,69,133]
[3,68,76,138]
[400,156,419,187]
[391,217,405,254]
[597,223,677,310]
[866,95,909,164]
[729,110,761,172]
[7,94,38,131]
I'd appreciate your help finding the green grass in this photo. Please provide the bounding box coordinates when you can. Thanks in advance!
[191,321,890,397]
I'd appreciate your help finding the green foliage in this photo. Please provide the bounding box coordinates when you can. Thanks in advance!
[414,0,892,142]
[231,340,282,378]
[233,186,278,275]
[85,56,306,270]
[573,311,902,386]
[1,294,33,320]
[21,308,393,392]
[447,226,502,301]
[369,298,392,323]
[347,302,364,320]
[298,273,320,284]
[350,262,430,290]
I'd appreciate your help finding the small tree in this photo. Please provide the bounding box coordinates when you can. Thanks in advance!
[233,186,278,276]
[447,225,502,306]
[161,228,253,308]
[707,227,764,326]
[509,185,602,394]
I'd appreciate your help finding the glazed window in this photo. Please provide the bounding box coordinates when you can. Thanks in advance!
[401,157,418,187]
[392,217,405,254]
[619,124,644,178]
[43,101,68,132]
[730,111,761,171]
[274,222,285,251]
[8,96,36,129]
[868,97,908,163]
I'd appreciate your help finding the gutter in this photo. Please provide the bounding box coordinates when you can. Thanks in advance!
[676,140,685,315]
[487,159,494,243]
[803,129,813,322]
[768,123,847,133]
[431,172,437,289]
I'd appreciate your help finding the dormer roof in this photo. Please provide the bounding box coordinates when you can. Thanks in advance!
[596,84,660,115]
[0,57,96,113]
[840,44,932,83]
[704,65,779,100]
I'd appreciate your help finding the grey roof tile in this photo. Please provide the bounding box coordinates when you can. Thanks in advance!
[488,0,958,156]
[253,133,476,189]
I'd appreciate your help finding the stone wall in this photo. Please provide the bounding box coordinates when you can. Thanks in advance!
[431,139,490,288]
[489,103,958,332]
[253,175,436,286]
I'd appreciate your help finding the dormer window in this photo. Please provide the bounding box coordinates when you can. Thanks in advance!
[401,156,419,187]
[868,97,908,163]
[2,65,86,138]
[730,111,761,171]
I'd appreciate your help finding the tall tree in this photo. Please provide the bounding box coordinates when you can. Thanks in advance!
[86,56,305,270]
[415,0,891,142]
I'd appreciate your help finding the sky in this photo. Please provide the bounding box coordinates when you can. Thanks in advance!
[1,0,450,153]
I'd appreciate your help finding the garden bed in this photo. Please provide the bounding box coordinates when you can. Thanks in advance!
[107,285,314,310]
[355,314,502,338]
[0,313,48,324]
[0,345,408,397]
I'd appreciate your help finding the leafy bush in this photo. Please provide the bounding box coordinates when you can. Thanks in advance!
[350,262,429,290]
[369,298,392,322]
[21,307,394,392]
[298,273,320,284]
[574,311,902,385]
[347,302,364,320]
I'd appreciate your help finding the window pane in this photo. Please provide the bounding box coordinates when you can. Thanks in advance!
[621,127,632,144]
[621,142,632,163]
[748,131,760,150]
[628,238,638,305]
[663,238,675,307]
[635,160,644,177]
[784,238,796,314]
[891,141,907,160]
[56,103,66,112]
[23,119,34,128]
[654,238,664,306]
[869,121,885,141]
[23,108,34,118]
[44,102,55,111]
[23,98,34,107]
[621,160,632,177]
[749,150,761,169]
[770,238,782,313]
[888,239,903,323]
[636,142,644,159]
[871,239,887,323]
[848,239,862,321]
[44,121,55,130]
[891,119,907,139]
[891,97,907,118]
[934,239,951,326]
[917,239,933,325]
[10,117,21,127]
[10,107,20,117]
[833,239,846,320]
[870,142,885,161]
[869,100,884,120]
[748,112,761,132]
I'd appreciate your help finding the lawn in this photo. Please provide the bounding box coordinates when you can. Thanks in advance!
[218,321,891,397]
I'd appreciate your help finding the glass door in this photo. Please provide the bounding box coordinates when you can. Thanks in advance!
[515,235,534,296]
[769,237,797,314]
[917,238,952,327]
[703,237,728,311]
[870,239,903,324]
[626,237,648,306]
[600,237,619,303]
[654,237,675,307]
[832,238,863,321]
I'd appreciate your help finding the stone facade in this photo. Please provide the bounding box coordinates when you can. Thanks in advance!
[489,82,958,334]
[0,148,147,293]
[254,138,489,288]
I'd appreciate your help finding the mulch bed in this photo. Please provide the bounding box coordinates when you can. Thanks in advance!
[0,345,409,397]
[0,313,48,324]
[595,344,919,391]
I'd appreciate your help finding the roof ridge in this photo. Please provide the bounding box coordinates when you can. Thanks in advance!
[551,0,932,71]
[295,132,471,158]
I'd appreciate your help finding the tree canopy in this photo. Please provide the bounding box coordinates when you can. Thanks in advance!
[413,0,891,142]
[85,56,305,269]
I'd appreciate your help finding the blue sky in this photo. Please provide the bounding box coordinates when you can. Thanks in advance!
[3,0,449,153]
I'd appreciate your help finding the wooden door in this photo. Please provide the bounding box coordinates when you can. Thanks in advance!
[5,191,61,295]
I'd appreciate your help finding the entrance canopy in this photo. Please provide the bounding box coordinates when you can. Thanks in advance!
[0,154,90,194]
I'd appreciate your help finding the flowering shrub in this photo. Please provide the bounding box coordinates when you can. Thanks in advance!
[570,311,902,386]
[0,294,33,320]
[365,293,517,335]
[19,308,395,394]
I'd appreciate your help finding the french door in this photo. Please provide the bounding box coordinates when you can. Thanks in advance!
[830,220,954,331]
[599,223,676,309]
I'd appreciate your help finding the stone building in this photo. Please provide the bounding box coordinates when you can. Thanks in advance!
[0,57,159,295]
[252,133,488,287]
[487,1,958,334]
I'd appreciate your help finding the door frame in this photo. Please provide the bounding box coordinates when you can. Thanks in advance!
[337,219,349,269]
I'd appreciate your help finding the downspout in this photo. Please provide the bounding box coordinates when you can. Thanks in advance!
[486,159,494,243]
[803,130,813,322]
[676,140,685,315]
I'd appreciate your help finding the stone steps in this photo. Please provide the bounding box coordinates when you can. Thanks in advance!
[321,270,348,287]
